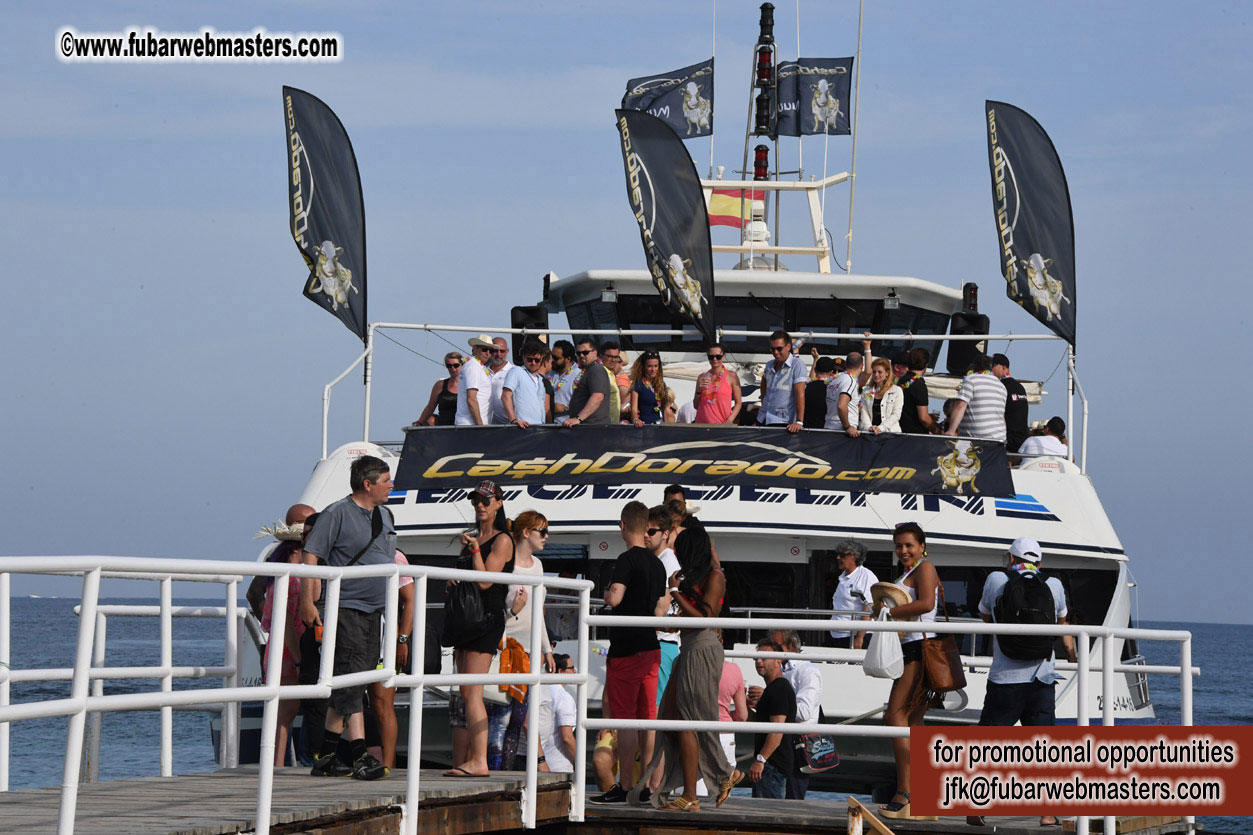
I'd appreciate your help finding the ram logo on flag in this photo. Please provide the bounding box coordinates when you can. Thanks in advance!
[707,188,764,229]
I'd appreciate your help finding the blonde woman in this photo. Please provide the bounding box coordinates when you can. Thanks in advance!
[629,351,676,426]
[858,357,903,434]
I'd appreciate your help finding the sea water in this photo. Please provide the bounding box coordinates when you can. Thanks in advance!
[4,600,1248,833]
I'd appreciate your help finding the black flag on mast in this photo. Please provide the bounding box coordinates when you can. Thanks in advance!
[985,101,1076,345]
[621,59,714,138]
[283,86,368,343]
[776,57,853,136]
[615,109,716,344]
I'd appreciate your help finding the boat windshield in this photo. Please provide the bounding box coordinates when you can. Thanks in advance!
[567,292,950,357]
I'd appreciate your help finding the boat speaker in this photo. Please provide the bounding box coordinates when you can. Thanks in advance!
[510,305,549,365]
[946,312,990,375]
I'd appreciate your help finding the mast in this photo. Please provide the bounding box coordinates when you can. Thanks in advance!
[844,0,865,273]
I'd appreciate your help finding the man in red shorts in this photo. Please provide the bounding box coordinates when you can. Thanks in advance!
[592,501,668,803]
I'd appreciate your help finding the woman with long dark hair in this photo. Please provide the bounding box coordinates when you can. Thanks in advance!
[646,524,740,811]
[876,521,940,819]
[446,480,515,777]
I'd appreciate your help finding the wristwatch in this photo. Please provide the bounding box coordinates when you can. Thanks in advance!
[755,754,767,764]
[397,634,410,645]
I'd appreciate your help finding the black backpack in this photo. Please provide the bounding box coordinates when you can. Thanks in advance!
[992,570,1056,660]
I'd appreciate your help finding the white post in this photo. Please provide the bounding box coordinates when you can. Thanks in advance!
[86,612,107,782]
[160,577,173,777]
[383,572,399,677]
[708,0,716,179]
[522,580,543,829]
[0,571,9,792]
[1102,633,1115,835]
[223,579,240,769]
[844,0,865,273]
[58,568,101,835]
[571,586,590,822]
[319,578,342,684]
[402,575,427,835]
[362,328,375,443]
[254,569,290,835]
[1181,636,1195,835]
[322,384,333,460]
[1074,630,1089,835]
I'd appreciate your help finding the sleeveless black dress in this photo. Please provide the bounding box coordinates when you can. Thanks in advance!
[435,378,458,426]
[456,531,516,654]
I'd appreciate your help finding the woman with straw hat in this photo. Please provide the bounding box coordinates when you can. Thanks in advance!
[873,521,940,821]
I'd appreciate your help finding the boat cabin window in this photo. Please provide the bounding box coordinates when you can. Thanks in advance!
[567,294,950,356]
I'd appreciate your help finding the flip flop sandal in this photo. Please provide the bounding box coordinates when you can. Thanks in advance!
[659,796,700,812]
[717,770,744,807]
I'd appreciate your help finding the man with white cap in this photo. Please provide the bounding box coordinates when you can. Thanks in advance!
[971,537,1076,827]
[455,335,494,426]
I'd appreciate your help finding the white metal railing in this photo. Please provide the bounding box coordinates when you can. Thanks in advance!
[0,557,592,835]
[319,322,1086,466]
[1,560,1191,835]
[581,611,1197,835]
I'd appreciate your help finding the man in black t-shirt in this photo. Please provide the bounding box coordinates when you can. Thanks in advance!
[593,501,668,804]
[748,638,797,799]
[897,348,938,435]
[803,356,837,429]
[992,353,1029,451]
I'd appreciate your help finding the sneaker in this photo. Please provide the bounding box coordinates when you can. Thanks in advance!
[351,752,389,781]
[311,753,352,777]
[591,783,629,803]
[636,788,651,804]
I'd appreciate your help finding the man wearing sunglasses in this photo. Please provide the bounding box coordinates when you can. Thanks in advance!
[455,335,494,426]
[501,339,550,428]
[562,338,616,426]
[757,330,807,433]
[547,340,579,418]
[487,337,516,425]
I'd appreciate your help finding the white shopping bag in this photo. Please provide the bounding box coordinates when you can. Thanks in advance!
[862,610,904,679]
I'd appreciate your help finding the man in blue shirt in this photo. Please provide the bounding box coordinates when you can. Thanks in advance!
[973,537,1077,826]
[501,339,549,427]
[757,330,807,433]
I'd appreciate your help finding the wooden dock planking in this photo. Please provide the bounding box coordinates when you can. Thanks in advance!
[0,767,571,835]
[582,797,1201,835]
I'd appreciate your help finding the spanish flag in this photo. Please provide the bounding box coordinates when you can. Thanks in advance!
[707,188,764,228]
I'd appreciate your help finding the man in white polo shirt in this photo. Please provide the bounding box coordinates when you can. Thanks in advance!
[455,335,493,426]
[945,354,1007,441]
[828,541,877,649]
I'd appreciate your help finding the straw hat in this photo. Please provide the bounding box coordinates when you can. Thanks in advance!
[467,334,494,349]
[870,582,914,616]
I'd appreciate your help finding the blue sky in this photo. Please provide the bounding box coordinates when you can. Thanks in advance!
[4,1,1250,624]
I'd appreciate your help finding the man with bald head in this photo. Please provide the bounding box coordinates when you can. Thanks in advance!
[487,336,516,424]
[247,503,315,618]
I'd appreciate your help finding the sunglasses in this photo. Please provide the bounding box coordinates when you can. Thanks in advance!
[446,362,461,369]
[646,527,665,536]
[603,354,621,361]
[524,355,544,363]
[576,349,594,356]
[535,528,549,537]
[707,353,724,360]
[469,494,491,506]
[491,348,508,354]
[770,344,788,353]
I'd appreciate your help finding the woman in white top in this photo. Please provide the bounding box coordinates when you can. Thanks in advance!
[875,521,939,821]
[486,510,556,770]
[858,357,904,433]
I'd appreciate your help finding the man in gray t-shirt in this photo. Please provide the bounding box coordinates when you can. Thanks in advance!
[563,338,614,426]
[300,454,396,781]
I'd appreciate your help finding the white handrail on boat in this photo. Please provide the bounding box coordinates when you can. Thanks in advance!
[0,558,1197,835]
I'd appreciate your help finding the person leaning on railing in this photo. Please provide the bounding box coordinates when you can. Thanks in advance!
[694,343,742,425]
[629,351,676,426]
[413,351,462,427]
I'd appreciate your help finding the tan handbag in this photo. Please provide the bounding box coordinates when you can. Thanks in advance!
[921,583,966,693]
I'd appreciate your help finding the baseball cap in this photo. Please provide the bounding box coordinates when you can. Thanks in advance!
[1007,537,1042,563]
[470,480,504,501]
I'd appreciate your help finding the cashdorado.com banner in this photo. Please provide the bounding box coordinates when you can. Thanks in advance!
[395,425,1013,497]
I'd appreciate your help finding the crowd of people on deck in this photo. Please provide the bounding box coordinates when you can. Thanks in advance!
[252,451,1076,825]
[411,331,1069,455]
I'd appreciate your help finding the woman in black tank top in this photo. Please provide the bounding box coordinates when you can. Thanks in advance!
[414,352,462,427]
[446,480,514,777]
